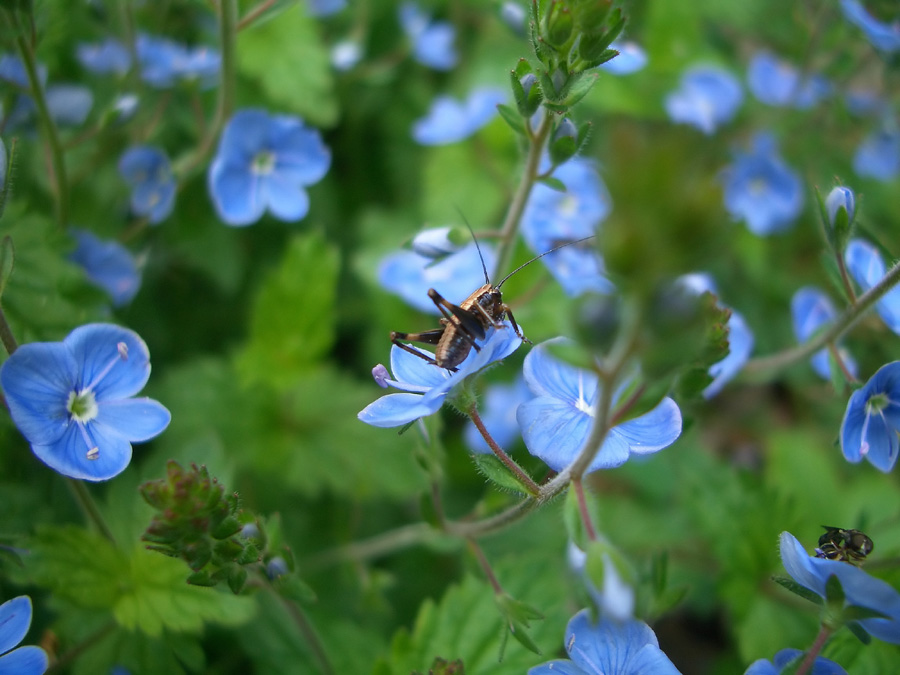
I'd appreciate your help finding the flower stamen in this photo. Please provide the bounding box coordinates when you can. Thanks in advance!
[83,341,129,392]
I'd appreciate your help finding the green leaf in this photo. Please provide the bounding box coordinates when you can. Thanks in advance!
[235,231,339,388]
[536,175,567,192]
[236,4,337,127]
[469,453,532,495]
[772,576,823,606]
[0,235,15,300]
[496,103,526,136]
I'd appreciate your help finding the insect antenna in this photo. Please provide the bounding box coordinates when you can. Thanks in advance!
[495,235,596,289]
[455,209,491,285]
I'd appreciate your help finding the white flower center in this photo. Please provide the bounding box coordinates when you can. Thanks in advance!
[67,389,98,422]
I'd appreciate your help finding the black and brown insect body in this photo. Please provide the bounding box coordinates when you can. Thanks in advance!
[815,526,874,564]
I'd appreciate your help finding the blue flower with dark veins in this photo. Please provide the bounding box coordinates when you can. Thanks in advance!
[721,132,803,235]
[0,324,171,481]
[665,65,743,134]
[118,146,176,224]
[69,229,142,307]
[853,125,900,182]
[840,361,900,472]
[747,51,831,109]
[529,609,681,675]
[839,0,900,53]
[0,596,48,675]
[358,324,522,428]
[780,531,900,641]
[208,109,331,227]
[745,648,847,675]
[463,376,530,454]
[517,338,682,473]
[412,87,506,145]
[399,2,457,70]
[844,238,900,334]
[77,38,131,75]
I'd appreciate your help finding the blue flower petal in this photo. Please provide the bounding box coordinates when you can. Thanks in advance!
[517,397,592,471]
[0,597,31,655]
[528,661,585,675]
[665,65,743,134]
[0,645,49,675]
[262,173,310,222]
[208,163,265,226]
[845,239,900,333]
[357,392,442,427]
[705,309,754,398]
[77,38,131,75]
[840,0,900,53]
[271,119,331,185]
[599,40,647,75]
[605,398,682,458]
[853,127,900,181]
[412,87,505,145]
[65,324,151,400]
[840,361,900,471]
[390,344,453,390]
[69,229,141,307]
[96,398,171,441]
[522,339,592,403]
[32,419,133,481]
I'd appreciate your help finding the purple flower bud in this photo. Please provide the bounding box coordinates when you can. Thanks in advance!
[372,364,391,388]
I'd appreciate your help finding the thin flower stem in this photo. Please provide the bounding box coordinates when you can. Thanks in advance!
[468,539,503,594]
[302,522,453,569]
[67,479,117,544]
[572,478,597,541]
[835,250,857,305]
[269,584,335,675]
[46,619,117,674]
[237,0,277,30]
[0,306,19,355]
[795,624,832,675]
[468,404,540,495]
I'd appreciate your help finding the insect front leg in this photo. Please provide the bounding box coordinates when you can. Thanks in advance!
[502,304,532,344]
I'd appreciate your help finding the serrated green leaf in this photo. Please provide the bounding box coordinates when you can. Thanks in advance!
[470,453,531,494]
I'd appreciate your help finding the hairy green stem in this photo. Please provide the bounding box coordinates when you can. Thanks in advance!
[302,522,452,569]
[272,586,335,675]
[468,403,540,495]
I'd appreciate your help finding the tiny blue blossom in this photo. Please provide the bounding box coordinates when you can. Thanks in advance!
[410,226,465,259]
[790,287,857,381]
[747,51,831,109]
[358,325,523,428]
[0,54,46,88]
[307,0,347,17]
[136,34,220,89]
[118,146,176,224]
[399,3,457,70]
[839,0,900,53]
[744,648,847,675]
[599,40,648,75]
[521,158,614,297]
[529,609,681,675]
[208,109,331,227]
[664,65,743,135]
[721,132,804,235]
[517,339,682,473]
[69,229,141,307]
[411,87,506,145]
[0,324,171,481]
[331,40,363,71]
[844,238,900,334]
[853,125,900,181]
[840,361,900,472]
[825,185,855,227]
[780,531,900,642]
[463,376,530,453]
[77,38,131,75]
[500,2,527,35]
[0,596,48,675]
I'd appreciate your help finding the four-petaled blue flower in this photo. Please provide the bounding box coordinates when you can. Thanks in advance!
[790,287,857,381]
[118,146,176,224]
[208,109,331,227]
[136,34,220,89]
[840,361,900,472]
[68,229,142,308]
[516,339,682,473]
[844,238,900,334]
[853,125,900,182]
[529,609,681,675]
[399,3,457,71]
[664,65,743,135]
[779,531,900,642]
[412,87,506,145]
[77,38,131,75]
[747,51,830,109]
[0,324,171,481]
[463,376,530,454]
[358,324,522,428]
[839,0,900,53]
[0,596,48,675]
[521,158,614,297]
[744,648,847,675]
[721,132,803,235]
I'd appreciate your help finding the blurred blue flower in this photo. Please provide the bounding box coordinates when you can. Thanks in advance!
[77,38,131,75]
[529,609,681,675]
[69,229,141,307]
[840,361,900,472]
[568,542,635,622]
[464,376,530,453]
[825,185,855,228]
[359,324,522,428]
[677,273,754,398]
[0,54,46,88]
[790,287,857,381]
[780,531,900,641]
[599,40,648,75]
[0,55,92,130]
[747,51,830,109]
[399,3,457,70]
[665,65,743,134]
[136,34,220,89]
[208,109,331,227]
[839,0,900,53]
[844,238,900,334]
[844,89,886,117]
[412,87,506,145]
[521,158,614,297]
[721,132,803,235]
[0,324,171,481]
[853,125,900,181]
[0,596,48,675]
[499,2,527,35]
[307,0,346,16]
[744,648,847,675]
[517,339,682,473]
[118,146,176,224]
[378,241,496,314]
[331,40,362,71]
[410,226,465,259]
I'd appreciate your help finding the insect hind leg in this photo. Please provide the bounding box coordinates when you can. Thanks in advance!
[390,330,460,372]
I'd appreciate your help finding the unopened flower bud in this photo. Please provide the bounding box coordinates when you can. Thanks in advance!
[825,186,855,228]
[266,556,289,580]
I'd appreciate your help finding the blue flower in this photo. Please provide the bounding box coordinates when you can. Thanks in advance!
[410,227,465,259]
[790,287,857,381]
[779,531,900,642]
[208,109,331,227]
[747,51,830,109]
[520,158,614,297]
[567,542,635,622]
[664,65,743,135]
[411,87,506,145]
[358,325,523,428]
[307,0,347,16]
[744,648,847,675]
[68,229,141,307]
[399,3,457,71]
[599,40,647,75]
[0,54,46,88]
[840,361,900,472]
[331,40,363,71]
[77,38,131,75]
[0,324,171,481]
[839,0,900,53]
[378,241,496,314]
[721,132,803,235]
[0,55,92,130]
[0,596,48,675]
[118,146,176,224]
[529,609,681,675]
[844,238,900,334]
[516,339,682,473]
[853,125,900,181]
[463,376,530,453]
[136,34,220,89]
